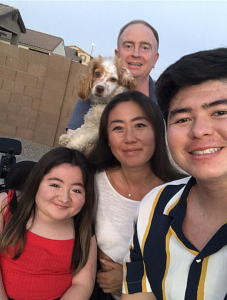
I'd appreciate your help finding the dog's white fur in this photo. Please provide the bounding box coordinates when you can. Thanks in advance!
[59,56,136,152]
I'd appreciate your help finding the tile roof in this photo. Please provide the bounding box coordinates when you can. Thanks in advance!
[19,29,64,52]
[0,3,26,33]
[0,28,64,52]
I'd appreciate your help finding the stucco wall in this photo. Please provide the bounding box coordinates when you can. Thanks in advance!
[0,43,85,147]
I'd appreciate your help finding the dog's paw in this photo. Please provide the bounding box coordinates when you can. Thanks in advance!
[59,134,70,146]
[66,140,85,152]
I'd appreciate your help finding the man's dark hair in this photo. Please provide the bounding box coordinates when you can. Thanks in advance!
[156,48,227,122]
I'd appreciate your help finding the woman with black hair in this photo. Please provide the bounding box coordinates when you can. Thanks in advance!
[89,91,185,299]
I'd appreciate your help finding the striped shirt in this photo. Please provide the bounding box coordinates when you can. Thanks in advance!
[123,177,227,300]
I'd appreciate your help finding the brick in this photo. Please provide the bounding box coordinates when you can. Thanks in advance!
[37,76,45,89]
[8,103,21,114]
[41,89,64,105]
[28,119,36,131]
[14,82,25,93]
[32,98,41,110]
[0,90,11,102]
[48,54,71,71]
[10,92,23,105]
[6,45,19,56]
[37,111,59,125]
[20,107,38,119]
[0,112,7,123]
[15,71,37,86]
[33,131,55,147]
[21,95,32,108]
[0,43,9,54]
[0,52,6,66]
[60,105,69,117]
[18,47,47,65]
[28,63,40,75]
[24,86,42,99]
[0,44,18,56]
[39,65,47,77]
[54,130,65,147]
[43,77,67,93]
[0,66,16,80]
[58,117,70,128]
[35,121,57,135]
[17,58,29,72]
[7,114,29,128]
[65,83,74,96]
[0,102,9,113]
[16,128,34,140]
[3,79,14,91]
[6,55,19,70]
[72,86,80,98]
[46,67,69,82]
[1,124,17,136]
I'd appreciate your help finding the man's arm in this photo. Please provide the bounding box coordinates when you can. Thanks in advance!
[66,99,91,131]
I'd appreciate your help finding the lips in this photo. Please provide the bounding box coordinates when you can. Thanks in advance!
[190,147,222,155]
[123,148,141,154]
[128,62,142,66]
[54,203,69,209]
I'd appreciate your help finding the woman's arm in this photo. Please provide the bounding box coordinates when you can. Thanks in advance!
[60,235,97,300]
[0,192,10,300]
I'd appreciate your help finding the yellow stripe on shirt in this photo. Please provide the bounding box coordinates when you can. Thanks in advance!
[197,256,209,300]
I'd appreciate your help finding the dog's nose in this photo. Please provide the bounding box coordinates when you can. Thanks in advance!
[96,85,104,94]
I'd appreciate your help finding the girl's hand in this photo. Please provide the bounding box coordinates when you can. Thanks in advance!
[97,259,123,296]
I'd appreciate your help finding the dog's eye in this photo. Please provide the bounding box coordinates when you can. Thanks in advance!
[95,72,100,77]
[110,77,117,82]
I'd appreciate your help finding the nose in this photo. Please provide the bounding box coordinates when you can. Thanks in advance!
[58,189,71,204]
[132,46,140,57]
[124,128,137,143]
[95,85,104,94]
[189,117,214,139]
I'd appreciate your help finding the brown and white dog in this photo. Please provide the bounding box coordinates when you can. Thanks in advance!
[59,55,136,152]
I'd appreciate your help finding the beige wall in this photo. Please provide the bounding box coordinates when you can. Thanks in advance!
[0,43,86,147]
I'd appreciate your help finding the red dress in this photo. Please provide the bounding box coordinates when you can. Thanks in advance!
[0,190,75,300]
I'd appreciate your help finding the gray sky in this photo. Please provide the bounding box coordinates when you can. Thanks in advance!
[4,0,227,80]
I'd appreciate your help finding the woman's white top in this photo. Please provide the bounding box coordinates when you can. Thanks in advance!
[95,171,141,264]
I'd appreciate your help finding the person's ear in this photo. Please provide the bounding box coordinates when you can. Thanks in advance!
[153,52,159,68]
[115,48,119,57]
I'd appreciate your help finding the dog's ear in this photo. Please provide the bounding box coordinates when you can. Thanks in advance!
[78,60,94,101]
[119,67,136,90]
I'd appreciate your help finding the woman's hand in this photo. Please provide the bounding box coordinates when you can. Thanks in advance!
[97,259,123,297]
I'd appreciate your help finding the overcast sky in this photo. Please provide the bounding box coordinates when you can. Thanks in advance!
[3,0,227,80]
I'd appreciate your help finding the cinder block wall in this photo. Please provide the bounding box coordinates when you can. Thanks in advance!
[0,43,85,147]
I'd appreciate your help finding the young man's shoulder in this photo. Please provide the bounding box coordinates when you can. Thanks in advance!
[140,177,190,211]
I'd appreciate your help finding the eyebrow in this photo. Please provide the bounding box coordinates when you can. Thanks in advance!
[48,177,84,188]
[109,116,149,125]
[202,99,227,109]
[122,41,152,47]
[169,99,227,119]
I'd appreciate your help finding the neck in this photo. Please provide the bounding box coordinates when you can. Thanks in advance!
[121,164,152,183]
[106,164,164,201]
[193,179,227,212]
[135,76,150,97]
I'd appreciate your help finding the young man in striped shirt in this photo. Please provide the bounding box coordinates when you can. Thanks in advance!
[121,48,227,300]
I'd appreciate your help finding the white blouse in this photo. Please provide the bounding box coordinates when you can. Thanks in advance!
[95,171,141,264]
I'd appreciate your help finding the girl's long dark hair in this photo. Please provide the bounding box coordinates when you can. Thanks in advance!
[89,90,185,182]
[0,147,95,275]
